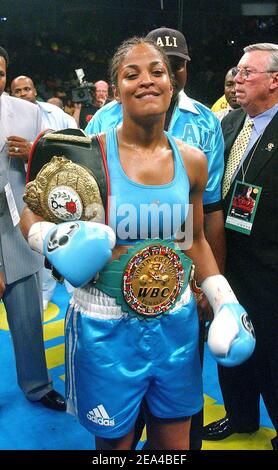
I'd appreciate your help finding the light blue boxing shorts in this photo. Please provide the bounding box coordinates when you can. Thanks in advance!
[65,285,203,439]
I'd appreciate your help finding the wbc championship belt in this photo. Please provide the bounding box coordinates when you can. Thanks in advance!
[95,239,193,319]
[23,129,108,224]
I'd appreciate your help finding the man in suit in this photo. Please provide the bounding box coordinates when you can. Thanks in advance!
[203,43,278,450]
[0,46,65,410]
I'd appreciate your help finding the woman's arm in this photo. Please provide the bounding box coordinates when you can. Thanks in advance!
[0,272,5,299]
[20,206,45,240]
[177,143,219,283]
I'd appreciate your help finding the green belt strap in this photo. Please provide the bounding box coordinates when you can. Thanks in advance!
[95,239,193,319]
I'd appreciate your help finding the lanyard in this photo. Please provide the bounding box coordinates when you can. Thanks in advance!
[241,132,263,182]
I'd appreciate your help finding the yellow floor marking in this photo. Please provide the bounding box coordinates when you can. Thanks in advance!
[44,319,64,341]
[45,343,65,369]
[43,302,60,322]
[0,302,8,330]
[0,301,60,331]
[1,300,65,370]
[202,394,275,450]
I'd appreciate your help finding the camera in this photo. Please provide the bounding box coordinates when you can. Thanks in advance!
[71,86,94,104]
[71,68,95,104]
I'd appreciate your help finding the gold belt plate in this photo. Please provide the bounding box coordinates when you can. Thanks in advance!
[123,244,184,317]
[23,156,104,223]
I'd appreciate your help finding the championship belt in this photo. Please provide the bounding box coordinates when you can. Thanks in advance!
[24,156,104,223]
[24,128,108,223]
[95,240,193,319]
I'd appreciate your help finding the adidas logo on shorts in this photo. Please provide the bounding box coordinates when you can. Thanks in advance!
[87,404,115,426]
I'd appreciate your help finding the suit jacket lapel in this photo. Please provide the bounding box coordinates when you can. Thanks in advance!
[222,109,246,165]
[243,112,278,182]
[223,109,278,184]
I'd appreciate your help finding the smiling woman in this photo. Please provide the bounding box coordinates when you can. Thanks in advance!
[110,37,173,124]
[20,36,255,451]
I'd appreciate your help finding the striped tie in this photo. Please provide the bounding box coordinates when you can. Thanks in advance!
[222,119,254,198]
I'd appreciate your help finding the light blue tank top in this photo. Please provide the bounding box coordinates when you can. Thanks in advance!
[106,127,190,245]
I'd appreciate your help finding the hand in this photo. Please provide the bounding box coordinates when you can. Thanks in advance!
[191,280,213,322]
[7,136,32,160]
[0,272,5,299]
[96,97,106,108]
[207,303,256,367]
[201,275,256,367]
[197,295,213,322]
[43,221,115,287]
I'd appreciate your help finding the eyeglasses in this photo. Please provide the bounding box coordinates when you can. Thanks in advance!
[233,67,277,80]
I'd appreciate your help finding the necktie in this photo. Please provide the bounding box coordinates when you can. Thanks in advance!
[222,119,254,198]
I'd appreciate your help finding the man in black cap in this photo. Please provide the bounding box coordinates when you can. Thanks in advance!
[147,26,191,59]
[85,27,226,450]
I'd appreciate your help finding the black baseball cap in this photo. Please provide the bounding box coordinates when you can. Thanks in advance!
[146,27,191,61]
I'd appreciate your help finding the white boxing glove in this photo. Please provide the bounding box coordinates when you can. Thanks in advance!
[28,221,56,254]
[201,275,256,367]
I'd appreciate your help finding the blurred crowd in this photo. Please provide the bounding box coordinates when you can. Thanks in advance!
[1,10,276,112]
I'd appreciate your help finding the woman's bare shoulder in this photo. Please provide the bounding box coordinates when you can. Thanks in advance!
[174,137,207,172]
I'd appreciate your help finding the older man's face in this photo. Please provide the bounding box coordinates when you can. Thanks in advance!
[0,56,7,97]
[234,50,278,115]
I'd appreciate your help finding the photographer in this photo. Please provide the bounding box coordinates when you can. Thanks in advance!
[94,80,109,108]
[72,75,109,129]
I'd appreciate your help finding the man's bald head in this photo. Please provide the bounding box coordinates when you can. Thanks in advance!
[47,97,64,108]
[10,75,37,103]
[94,80,109,108]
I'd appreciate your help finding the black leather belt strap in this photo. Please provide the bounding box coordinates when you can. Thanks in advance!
[26,128,108,209]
